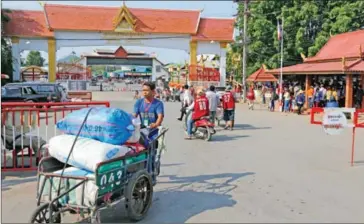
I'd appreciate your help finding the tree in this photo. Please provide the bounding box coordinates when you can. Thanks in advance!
[231,0,364,77]
[25,51,45,66]
[1,8,13,81]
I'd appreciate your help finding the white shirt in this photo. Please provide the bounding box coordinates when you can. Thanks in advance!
[187,101,194,111]
[60,89,68,102]
[205,90,219,112]
[183,89,193,106]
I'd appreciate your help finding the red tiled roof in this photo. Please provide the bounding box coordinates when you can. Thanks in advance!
[305,29,364,62]
[192,18,235,42]
[44,4,200,34]
[114,46,128,57]
[267,59,364,75]
[346,59,364,72]
[2,10,54,37]
[3,4,235,41]
[247,65,278,82]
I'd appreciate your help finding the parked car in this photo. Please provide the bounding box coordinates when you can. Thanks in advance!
[5,82,64,102]
[1,86,49,103]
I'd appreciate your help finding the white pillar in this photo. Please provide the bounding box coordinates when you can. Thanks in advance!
[219,47,227,87]
[11,38,21,81]
[151,59,157,81]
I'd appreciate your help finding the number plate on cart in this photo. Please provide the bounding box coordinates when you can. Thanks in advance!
[96,153,147,196]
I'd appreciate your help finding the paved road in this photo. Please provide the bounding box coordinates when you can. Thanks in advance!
[2,92,364,223]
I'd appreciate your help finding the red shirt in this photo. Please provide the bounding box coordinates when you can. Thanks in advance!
[222,92,235,110]
[247,88,255,100]
[192,96,210,120]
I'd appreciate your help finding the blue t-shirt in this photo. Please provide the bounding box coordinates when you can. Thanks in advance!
[133,98,164,125]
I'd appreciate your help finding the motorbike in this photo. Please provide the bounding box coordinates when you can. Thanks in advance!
[183,109,216,141]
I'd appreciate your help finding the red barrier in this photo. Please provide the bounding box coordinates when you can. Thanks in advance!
[310,107,363,166]
[310,107,324,125]
[354,109,364,128]
[1,101,110,172]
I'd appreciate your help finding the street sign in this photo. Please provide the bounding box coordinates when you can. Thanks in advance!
[322,110,347,135]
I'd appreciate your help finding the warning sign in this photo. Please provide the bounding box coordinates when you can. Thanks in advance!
[322,111,347,135]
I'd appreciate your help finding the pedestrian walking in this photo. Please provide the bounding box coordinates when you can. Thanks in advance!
[177,85,193,121]
[222,86,236,130]
[206,85,219,124]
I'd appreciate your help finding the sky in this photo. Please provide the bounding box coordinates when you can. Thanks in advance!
[3,1,238,65]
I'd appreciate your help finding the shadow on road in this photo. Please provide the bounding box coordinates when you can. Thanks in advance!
[97,172,254,223]
[212,134,250,142]
[143,172,255,223]
[2,171,37,191]
[233,124,272,130]
[146,190,236,223]
[161,163,184,167]
[159,172,255,193]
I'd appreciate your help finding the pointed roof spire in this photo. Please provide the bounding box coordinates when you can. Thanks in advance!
[113,1,137,31]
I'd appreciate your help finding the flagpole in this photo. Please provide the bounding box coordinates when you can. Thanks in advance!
[279,15,284,104]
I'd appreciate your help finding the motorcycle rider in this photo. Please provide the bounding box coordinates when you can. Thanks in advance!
[185,88,210,140]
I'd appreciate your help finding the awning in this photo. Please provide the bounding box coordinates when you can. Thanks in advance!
[247,65,278,82]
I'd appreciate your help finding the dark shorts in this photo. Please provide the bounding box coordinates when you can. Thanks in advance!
[223,109,235,121]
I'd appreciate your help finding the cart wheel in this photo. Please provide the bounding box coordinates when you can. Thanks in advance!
[125,170,153,222]
[29,203,61,223]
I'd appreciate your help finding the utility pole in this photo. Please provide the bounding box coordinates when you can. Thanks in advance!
[240,0,249,102]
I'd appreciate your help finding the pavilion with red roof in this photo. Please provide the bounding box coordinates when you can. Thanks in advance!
[2,2,235,85]
[267,29,364,108]
[247,64,278,83]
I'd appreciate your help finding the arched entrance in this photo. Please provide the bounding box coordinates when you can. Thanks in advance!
[3,2,234,87]
[21,66,48,81]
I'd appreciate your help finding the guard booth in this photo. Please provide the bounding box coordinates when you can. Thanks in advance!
[67,80,88,91]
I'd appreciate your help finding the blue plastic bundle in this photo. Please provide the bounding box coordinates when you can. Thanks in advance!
[56,107,135,145]
[326,101,339,108]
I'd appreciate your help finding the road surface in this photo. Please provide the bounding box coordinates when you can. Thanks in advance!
[2,91,364,223]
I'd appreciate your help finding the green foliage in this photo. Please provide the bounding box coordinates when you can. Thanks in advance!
[26,51,45,66]
[1,8,13,81]
[230,0,364,77]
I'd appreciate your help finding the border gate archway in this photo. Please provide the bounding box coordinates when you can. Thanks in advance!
[3,2,235,87]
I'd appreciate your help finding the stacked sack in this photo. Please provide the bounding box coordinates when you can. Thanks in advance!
[44,107,142,206]
[48,107,142,173]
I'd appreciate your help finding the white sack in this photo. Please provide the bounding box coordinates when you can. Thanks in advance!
[39,167,97,207]
[48,134,131,172]
[126,117,141,143]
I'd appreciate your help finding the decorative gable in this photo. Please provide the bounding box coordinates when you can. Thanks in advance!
[114,46,128,57]
[112,2,137,32]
